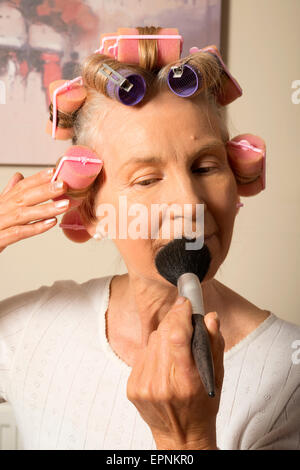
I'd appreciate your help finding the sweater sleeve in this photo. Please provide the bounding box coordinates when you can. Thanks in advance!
[251,385,300,450]
[0,283,60,403]
[0,276,108,404]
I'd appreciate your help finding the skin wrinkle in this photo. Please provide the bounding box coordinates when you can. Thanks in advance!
[80,88,268,365]
[118,140,227,175]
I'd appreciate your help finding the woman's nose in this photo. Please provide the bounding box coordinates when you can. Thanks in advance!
[157,172,207,239]
[166,170,207,212]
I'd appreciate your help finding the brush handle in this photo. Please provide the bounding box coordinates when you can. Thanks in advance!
[191,314,216,397]
[177,273,216,397]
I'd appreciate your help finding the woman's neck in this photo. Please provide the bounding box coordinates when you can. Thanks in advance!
[109,272,225,349]
[107,273,270,367]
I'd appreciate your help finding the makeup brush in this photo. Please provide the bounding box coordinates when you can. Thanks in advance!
[154,236,215,397]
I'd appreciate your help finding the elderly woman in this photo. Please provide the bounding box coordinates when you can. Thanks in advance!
[0,26,299,451]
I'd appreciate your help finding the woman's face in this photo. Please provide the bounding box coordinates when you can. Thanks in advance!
[87,90,238,283]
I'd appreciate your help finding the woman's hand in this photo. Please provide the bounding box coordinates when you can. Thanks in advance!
[127,297,225,450]
[227,133,266,196]
[0,168,69,253]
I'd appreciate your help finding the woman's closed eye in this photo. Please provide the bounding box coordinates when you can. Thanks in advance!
[135,177,160,186]
[192,165,217,174]
[135,166,217,186]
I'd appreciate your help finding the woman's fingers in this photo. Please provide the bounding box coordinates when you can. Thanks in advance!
[0,173,24,197]
[162,298,195,374]
[162,299,225,395]
[0,168,70,253]
[0,168,55,203]
[127,298,223,445]
[129,299,224,396]
[0,173,25,254]
[227,134,266,196]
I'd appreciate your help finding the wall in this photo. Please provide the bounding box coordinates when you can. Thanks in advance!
[220,0,300,324]
[0,0,299,325]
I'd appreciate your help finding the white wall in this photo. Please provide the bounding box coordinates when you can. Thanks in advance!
[0,0,299,325]
[219,0,300,325]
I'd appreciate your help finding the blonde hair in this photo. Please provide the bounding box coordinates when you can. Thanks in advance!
[65,26,229,227]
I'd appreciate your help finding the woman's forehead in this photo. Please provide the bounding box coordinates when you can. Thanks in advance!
[96,91,221,163]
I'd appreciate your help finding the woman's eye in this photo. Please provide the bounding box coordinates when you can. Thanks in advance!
[135,178,159,186]
[193,167,216,174]
[134,167,217,186]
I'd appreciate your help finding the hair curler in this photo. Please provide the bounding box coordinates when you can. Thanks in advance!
[189,45,243,106]
[51,145,103,193]
[167,62,204,97]
[48,34,243,141]
[49,145,103,243]
[50,144,103,207]
[164,44,242,104]
[98,27,183,66]
[98,63,146,106]
[46,77,87,140]
[59,207,92,243]
[226,134,266,192]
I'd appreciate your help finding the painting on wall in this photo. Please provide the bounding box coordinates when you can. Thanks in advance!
[0,0,222,166]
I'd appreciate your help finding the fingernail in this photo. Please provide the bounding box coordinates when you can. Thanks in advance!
[43,217,56,225]
[175,296,186,305]
[44,168,55,176]
[55,199,70,208]
[51,180,64,191]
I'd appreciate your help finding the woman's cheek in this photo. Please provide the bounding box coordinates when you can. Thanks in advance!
[116,238,156,278]
[206,170,237,211]
[205,172,237,249]
[219,174,238,248]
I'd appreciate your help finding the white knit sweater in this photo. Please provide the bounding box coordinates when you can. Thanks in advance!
[0,275,299,450]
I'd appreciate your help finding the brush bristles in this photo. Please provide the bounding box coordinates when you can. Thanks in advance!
[154,237,211,286]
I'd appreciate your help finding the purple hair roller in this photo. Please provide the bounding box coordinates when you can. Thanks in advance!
[167,63,203,97]
[99,63,146,106]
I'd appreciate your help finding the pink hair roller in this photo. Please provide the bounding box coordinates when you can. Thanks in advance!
[59,207,92,243]
[227,135,266,191]
[46,77,87,140]
[51,145,103,192]
[50,145,103,241]
[189,45,243,106]
[98,27,183,66]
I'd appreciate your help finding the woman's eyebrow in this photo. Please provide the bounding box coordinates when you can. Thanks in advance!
[119,140,225,172]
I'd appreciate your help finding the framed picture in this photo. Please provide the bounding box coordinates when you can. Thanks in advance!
[0,0,222,166]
